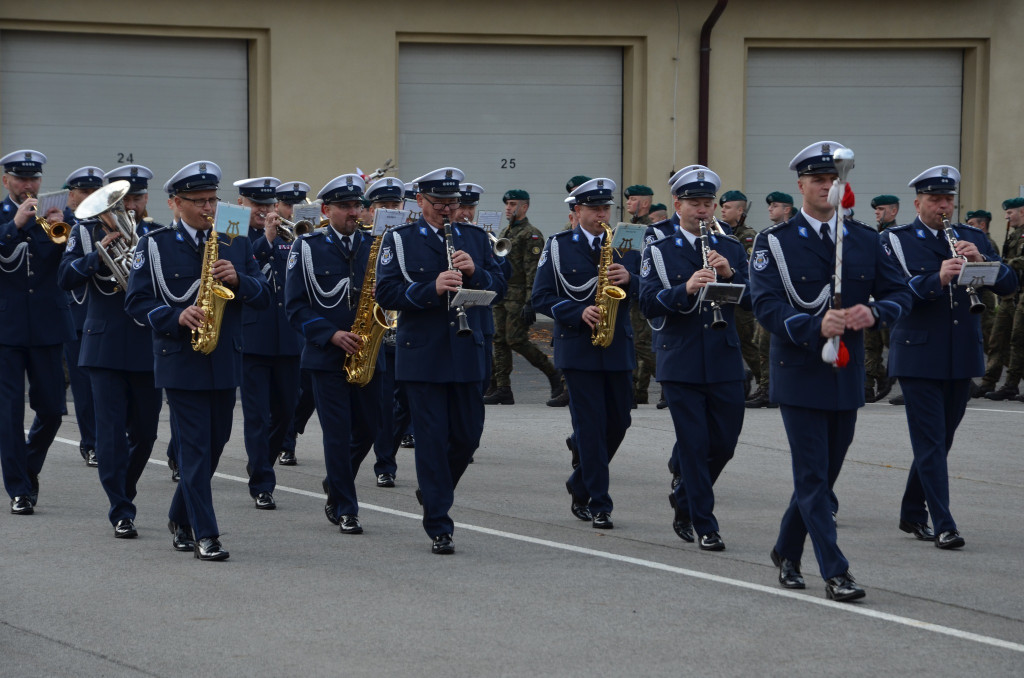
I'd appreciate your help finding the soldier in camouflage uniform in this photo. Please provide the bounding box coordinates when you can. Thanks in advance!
[745,191,794,408]
[863,195,900,402]
[625,184,656,404]
[965,210,1000,358]
[718,190,759,396]
[982,198,1024,400]
[485,189,563,405]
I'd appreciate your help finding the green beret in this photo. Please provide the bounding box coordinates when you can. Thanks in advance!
[1002,197,1024,210]
[870,194,900,208]
[502,189,529,203]
[650,203,667,213]
[966,210,992,222]
[360,197,371,208]
[719,190,747,206]
[566,175,591,194]
[624,184,653,197]
[765,191,793,205]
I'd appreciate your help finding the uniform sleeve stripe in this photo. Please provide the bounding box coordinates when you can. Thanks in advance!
[404,285,425,309]
[783,313,806,345]
[907,276,927,299]
[876,298,903,320]
[146,305,168,330]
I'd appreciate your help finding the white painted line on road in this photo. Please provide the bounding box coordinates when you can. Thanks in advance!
[47,435,1024,654]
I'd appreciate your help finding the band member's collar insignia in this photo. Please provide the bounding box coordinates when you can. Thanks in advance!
[175,231,184,241]
[419,226,428,236]
[915,228,926,239]
[798,225,808,238]
[710,234,718,244]
[572,232,579,241]
[675,237,683,247]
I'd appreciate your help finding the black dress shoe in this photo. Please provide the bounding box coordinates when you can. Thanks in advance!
[592,511,613,529]
[324,501,340,525]
[671,473,681,490]
[322,478,329,494]
[825,572,865,602]
[339,515,363,534]
[770,548,806,589]
[699,532,725,551]
[279,450,297,466]
[400,434,415,448]
[565,436,579,470]
[432,533,454,555]
[935,529,965,549]
[254,492,276,510]
[194,537,229,561]
[114,518,138,539]
[899,519,934,541]
[546,390,570,407]
[566,481,591,521]
[168,521,195,552]
[483,387,514,405]
[10,496,33,515]
[415,488,424,506]
[669,494,694,542]
[80,444,92,463]
[376,473,396,488]
[85,449,99,468]
[168,457,180,483]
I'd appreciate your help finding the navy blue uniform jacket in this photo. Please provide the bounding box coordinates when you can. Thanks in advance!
[244,227,302,356]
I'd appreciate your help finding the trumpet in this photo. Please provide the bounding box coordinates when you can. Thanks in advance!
[27,192,70,244]
[487,231,511,257]
[942,213,985,314]
[277,216,314,242]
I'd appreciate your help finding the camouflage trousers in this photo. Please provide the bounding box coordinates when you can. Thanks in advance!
[983,295,1016,386]
[754,321,771,391]
[631,304,655,400]
[735,306,760,383]
[492,298,558,388]
[864,325,890,390]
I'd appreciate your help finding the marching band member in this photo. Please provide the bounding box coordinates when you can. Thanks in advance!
[126,161,270,560]
[885,166,1016,549]
[365,176,407,488]
[61,166,103,468]
[748,141,911,601]
[639,167,750,550]
[0,149,75,515]
[284,174,379,535]
[58,164,163,538]
[532,178,638,529]
[275,180,314,467]
[375,167,505,553]
[234,176,302,510]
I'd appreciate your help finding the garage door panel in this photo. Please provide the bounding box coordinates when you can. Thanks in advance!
[745,48,962,223]
[400,43,622,236]
[2,31,248,225]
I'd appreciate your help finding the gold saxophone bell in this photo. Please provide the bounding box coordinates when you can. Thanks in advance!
[591,222,626,348]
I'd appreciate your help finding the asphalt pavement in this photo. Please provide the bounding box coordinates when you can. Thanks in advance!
[2,343,1023,677]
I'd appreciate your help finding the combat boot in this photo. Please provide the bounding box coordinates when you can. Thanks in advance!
[970,380,994,398]
[483,387,514,405]
[547,369,565,399]
[546,390,570,407]
[984,384,1019,401]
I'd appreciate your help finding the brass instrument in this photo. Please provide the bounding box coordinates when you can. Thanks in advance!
[344,231,394,386]
[699,220,727,330]
[487,231,511,257]
[443,218,472,337]
[277,216,313,243]
[942,213,985,314]
[27,192,70,244]
[191,218,236,354]
[74,180,137,292]
[591,221,626,347]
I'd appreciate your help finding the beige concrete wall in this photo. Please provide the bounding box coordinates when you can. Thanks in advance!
[2,0,1020,237]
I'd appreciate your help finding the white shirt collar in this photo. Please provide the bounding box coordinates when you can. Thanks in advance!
[678,228,699,248]
[800,208,837,238]
[179,219,201,243]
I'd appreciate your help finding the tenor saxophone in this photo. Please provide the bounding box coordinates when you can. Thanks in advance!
[591,221,626,348]
[191,225,236,354]
[344,232,393,386]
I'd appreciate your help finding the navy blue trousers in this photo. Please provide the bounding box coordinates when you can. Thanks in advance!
[310,369,375,519]
[0,344,64,499]
[88,368,162,524]
[371,347,407,477]
[348,372,382,477]
[404,380,484,537]
[241,354,299,496]
[64,331,95,449]
[664,380,743,536]
[775,405,857,580]
[282,368,317,454]
[898,377,970,533]
[166,388,235,540]
[565,369,632,514]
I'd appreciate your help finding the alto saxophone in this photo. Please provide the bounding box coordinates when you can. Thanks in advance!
[591,221,627,348]
[344,231,394,386]
[191,224,236,354]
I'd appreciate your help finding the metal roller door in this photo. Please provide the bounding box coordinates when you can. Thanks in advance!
[745,48,962,226]
[1,30,248,225]
[399,43,622,236]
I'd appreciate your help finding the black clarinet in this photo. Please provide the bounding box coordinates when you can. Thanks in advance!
[443,218,472,337]
[699,220,727,330]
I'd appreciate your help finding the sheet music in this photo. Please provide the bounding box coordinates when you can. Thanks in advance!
[372,208,409,236]
[291,204,322,225]
[213,202,250,237]
[403,199,422,223]
[37,190,69,218]
[611,223,648,252]
[476,210,502,233]
[957,261,1001,287]
[451,288,497,308]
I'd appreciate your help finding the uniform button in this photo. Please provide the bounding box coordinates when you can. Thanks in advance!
[953,320,959,325]
[162,349,167,354]
[27,271,33,277]
[572,269,577,273]
[419,267,423,271]
[905,340,910,344]
[174,273,179,278]
[26,236,32,242]
[779,361,784,366]
[860,275,865,279]
[450,322,455,327]
[278,302,283,307]
[28,288,34,293]
[953,302,959,307]
[703,324,708,329]
[801,276,806,281]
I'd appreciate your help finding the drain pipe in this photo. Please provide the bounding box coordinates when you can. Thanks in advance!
[698,0,729,166]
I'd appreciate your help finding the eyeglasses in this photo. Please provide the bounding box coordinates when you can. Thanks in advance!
[178,196,220,207]
[423,197,459,210]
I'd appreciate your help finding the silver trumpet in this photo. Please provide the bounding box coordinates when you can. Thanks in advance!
[277,216,314,243]
[699,219,727,330]
[74,180,138,292]
[942,213,985,314]
[487,231,511,257]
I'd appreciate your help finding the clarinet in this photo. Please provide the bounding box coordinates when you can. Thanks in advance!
[699,220,727,330]
[443,218,472,337]
[942,213,985,314]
